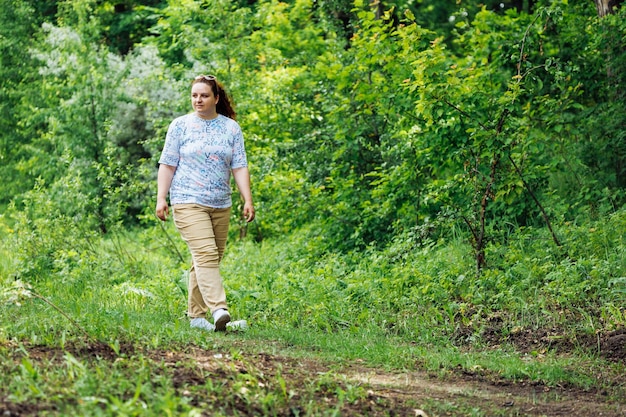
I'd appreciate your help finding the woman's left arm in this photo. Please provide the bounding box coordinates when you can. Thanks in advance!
[232,167,255,222]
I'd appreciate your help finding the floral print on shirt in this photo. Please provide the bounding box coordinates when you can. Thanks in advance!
[159,113,248,208]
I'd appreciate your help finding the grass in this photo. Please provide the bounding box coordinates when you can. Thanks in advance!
[1,210,626,415]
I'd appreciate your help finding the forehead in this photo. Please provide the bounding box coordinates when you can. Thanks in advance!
[191,82,213,95]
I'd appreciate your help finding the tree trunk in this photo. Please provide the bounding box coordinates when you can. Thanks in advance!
[371,0,383,20]
[595,0,625,189]
[594,0,623,16]
[511,0,535,14]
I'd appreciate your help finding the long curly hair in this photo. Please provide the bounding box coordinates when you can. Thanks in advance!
[192,75,237,120]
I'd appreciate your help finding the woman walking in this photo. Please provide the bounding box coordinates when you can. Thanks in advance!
[156,75,255,332]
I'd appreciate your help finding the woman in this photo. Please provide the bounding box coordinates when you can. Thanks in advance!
[156,75,255,332]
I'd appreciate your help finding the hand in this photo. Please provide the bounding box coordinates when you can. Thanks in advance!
[242,201,255,223]
[156,199,169,221]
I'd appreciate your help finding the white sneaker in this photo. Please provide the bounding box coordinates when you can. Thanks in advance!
[226,320,248,331]
[190,317,215,332]
[212,309,231,332]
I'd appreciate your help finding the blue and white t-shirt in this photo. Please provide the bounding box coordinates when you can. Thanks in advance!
[159,113,248,208]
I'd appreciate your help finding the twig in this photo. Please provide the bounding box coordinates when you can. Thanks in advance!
[30,290,96,342]
[507,154,563,248]
[440,98,490,131]
[157,216,186,263]
[517,12,543,80]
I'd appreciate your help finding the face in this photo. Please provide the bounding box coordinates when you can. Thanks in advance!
[191,82,219,119]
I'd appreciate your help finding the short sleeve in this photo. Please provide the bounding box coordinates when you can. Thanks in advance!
[230,123,248,169]
[159,118,184,166]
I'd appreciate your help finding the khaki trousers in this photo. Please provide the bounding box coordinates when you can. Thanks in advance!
[173,204,231,318]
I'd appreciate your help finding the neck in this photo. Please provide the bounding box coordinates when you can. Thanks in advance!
[195,111,218,120]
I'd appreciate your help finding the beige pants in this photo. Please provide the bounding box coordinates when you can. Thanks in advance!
[173,204,231,318]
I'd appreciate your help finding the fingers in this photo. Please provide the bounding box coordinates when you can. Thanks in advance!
[243,205,255,223]
[156,204,169,221]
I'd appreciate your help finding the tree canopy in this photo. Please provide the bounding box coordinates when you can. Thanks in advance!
[1,0,624,271]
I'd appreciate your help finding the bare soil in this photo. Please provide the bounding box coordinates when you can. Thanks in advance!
[2,327,625,416]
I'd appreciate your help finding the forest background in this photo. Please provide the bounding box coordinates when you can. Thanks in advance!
[0,0,625,415]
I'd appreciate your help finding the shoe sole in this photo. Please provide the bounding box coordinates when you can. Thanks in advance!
[226,320,248,330]
[214,313,231,332]
[190,318,215,332]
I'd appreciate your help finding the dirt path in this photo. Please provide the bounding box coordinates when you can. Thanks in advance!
[345,366,625,416]
[3,342,625,416]
[175,347,626,416]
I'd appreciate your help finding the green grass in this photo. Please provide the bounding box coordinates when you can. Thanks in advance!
[1,210,626,415]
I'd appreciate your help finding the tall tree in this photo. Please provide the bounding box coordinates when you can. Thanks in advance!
[594,0,623,16]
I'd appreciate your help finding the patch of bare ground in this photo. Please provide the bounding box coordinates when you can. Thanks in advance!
[477,324,626,364]
[346,367,625,417]
[2,339,625,416]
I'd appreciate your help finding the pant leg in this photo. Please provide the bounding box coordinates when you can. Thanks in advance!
[211,204,231,263]
[187,263,208,318]
[173,204,231,318]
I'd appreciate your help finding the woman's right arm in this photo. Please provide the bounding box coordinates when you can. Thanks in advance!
[156,164,177,221]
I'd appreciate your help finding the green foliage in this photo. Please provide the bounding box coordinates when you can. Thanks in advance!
[1,2,626,412]
[95,0,167,55]
[0,0,39,210]
[3,0,623,262]
[16,17,180,231]
[235,218,614,336]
